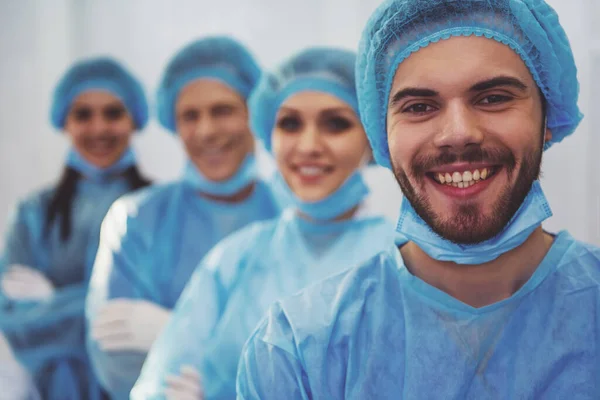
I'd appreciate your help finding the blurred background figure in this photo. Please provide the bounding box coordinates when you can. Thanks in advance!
[0,57,150,399]
[85,36,281,399]
[131,47,397,400]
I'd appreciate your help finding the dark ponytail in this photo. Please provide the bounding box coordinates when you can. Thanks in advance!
[44,165,151,241]
[122,165,152,191]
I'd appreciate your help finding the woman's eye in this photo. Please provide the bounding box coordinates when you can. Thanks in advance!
[72,108,93,122]
[277,116,302,132]
[323,116,353,133]
[103,106,126,121]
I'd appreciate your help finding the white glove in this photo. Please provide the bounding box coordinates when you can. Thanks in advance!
[165,365,204,400]
[0,331,39,400]
[0,331,14,361]
[1,265,54,301]
[91,299,171,353]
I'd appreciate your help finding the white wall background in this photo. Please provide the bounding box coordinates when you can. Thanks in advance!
[0,0,598,245]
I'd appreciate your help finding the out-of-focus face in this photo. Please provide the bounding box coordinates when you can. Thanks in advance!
[386,36,550,245]
[175,79,254,182]
[64,91,135,168]
[272,91,370,202]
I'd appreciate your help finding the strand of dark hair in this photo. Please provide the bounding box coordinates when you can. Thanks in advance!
[44,165,151,241]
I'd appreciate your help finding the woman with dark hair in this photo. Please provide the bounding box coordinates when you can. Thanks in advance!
[0,57,151,399]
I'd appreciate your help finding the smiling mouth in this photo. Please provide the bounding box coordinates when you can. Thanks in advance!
[291,165,335,178]
[199,137,238,157]
[85,138,119,155]
[427,166,499,189]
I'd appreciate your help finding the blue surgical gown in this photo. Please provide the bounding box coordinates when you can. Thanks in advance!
[131,208,396,400]
[0,177,135,400]
[86,179,280,399]
[237,231,600,399]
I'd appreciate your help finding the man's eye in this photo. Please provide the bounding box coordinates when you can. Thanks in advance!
[479,95,512,105]
[402,103,436,114]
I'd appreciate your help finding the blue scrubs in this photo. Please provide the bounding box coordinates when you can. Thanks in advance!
[1,176,134,399]
[86,179,280,399]
[131,208,396,400]
[238,231,600,399]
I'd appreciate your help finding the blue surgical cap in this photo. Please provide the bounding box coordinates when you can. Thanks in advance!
[249,47,359,151]
[357,0,583,169]
[51,57,149,130]
[157,36,261,133]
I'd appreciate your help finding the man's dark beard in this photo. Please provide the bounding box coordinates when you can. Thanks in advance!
[392,139,544,245]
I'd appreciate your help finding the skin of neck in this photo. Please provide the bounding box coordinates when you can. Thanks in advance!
[400,226,555,308]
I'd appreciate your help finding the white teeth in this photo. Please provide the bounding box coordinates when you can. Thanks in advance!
[462,171,472,182]
[434,167,493,187]
[299,166,324,176]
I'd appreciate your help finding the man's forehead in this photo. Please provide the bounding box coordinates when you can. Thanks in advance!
[389,36,534,93]
[177,78,244,107]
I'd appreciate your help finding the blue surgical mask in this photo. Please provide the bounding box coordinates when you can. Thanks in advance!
[273,171,370,221]
[65,147,136,182]
[182,153,257,196]
[396,180,552,265]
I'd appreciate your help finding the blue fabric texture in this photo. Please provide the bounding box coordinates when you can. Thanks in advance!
[0,150,141,399]
[156,36,261,133]
[238,231,600,399]
[66,148,137,183]
[130,208,396,400]
[182,154,257,197]
[270,171,370,221]
[249,47,358,151]
[50,57,149,130]
[356,0,583,168]
[86,177,280,399]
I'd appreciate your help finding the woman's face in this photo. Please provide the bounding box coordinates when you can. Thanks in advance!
[64,90,135,168]
[272,91,370,202]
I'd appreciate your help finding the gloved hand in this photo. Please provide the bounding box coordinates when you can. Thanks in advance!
[165,365,203,400]
[0,331,39,400]
[0,330,14,361]
[91,299,171,353]
[1,265,55,301]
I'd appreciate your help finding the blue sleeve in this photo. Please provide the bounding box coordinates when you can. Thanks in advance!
[236,303,311,400]
[2,199,42,270]
[0,283,97,399]
[85,198,153,399]
[1,197,106,399]
[131,235,247,400]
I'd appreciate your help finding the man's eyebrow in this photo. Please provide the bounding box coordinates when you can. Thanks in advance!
[389,88,438,107]
[469,76,528,92]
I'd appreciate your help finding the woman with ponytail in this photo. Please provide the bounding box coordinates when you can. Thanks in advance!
[0,57,151,399]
